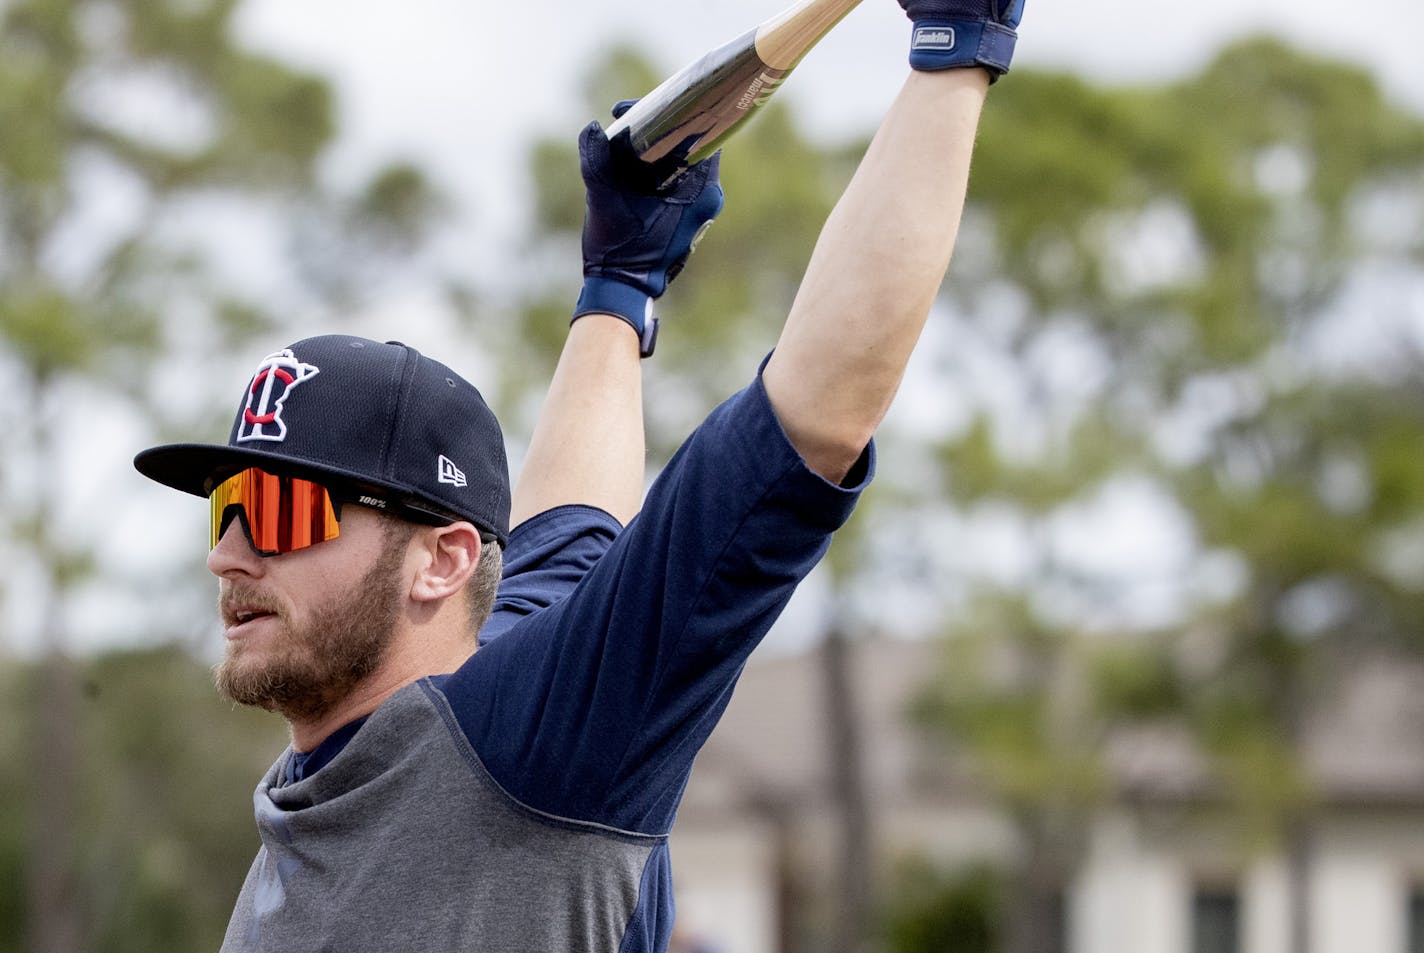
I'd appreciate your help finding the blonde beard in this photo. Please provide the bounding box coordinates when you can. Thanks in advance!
[214,527,407,723]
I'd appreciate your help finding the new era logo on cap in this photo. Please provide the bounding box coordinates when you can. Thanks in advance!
[437,455,467,488]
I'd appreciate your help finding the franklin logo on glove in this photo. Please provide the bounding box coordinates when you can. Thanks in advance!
[899,0,1024,76]
[913,27,957,50]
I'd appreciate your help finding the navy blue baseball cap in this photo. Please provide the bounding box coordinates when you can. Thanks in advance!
[134,335,510,546]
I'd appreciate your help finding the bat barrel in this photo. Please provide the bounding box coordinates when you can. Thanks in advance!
[605,0,864,185]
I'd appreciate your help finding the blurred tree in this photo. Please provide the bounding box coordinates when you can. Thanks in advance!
[0,0,441,948]
[911,596,1112,953]
[0,646,288,953]
[880,858,999,953]
[0,656,31,953]
[907,37,1424,953]
[77,647,288,953]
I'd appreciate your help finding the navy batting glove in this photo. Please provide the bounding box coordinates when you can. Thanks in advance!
[573,103,725,358]
[898,0,1025,78]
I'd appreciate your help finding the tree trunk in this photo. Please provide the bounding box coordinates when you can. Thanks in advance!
[27,650,82,953]
[1284,814,1313,953]
[1279,657,1313,953]
[1003,819,1065,953]
[821,626,875,953]
[768,802,808,953]
[25,374,83,953]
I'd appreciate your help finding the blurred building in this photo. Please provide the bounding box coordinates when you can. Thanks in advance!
[669,637,1424,953]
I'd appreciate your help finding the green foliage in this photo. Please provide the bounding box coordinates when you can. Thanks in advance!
[940,409,1134,512]
[0,661,33,953]
[909,37,1424,948]
[0,1,445,948]
[0,0,445,622]
[1089,641,1183,720]
[76,647,286,953]
[0,0,443,402]
[351,163,441,245]
[966,39,1424,394]
[911,596,1108,820]
[933,36,1424,689]
[0,645,288,951]
[880,857,1000,953]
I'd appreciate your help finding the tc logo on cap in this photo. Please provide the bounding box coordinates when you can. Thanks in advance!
[238,349,320,443]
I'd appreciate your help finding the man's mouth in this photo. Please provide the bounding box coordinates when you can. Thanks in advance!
[223,607,280,641]
[220,588,283,632]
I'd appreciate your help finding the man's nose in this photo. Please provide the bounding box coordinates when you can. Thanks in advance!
[206,513,264,578]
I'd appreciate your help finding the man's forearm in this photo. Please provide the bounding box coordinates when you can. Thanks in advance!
[762,68,988,483]
[509,316,645,528]
[510,118,725,530]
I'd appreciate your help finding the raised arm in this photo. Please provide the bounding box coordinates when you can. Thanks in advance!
[509,314,645,527]
[509,111,724,528]
[763,0,1024,483]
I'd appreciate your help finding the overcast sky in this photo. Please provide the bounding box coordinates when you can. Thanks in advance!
[234,0,1424,261]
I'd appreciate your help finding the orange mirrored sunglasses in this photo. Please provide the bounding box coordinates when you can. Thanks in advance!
[209,468,342,556]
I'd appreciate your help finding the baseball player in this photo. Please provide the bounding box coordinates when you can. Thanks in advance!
[132,0,1025,948]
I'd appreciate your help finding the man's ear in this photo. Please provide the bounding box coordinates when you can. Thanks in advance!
[409,522,481,605]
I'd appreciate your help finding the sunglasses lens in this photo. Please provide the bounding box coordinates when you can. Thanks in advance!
[209,469,340,555]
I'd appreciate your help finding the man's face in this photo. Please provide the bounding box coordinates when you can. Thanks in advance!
[208,504,412,722]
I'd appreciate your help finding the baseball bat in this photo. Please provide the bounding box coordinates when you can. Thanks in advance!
[606,0,865,185]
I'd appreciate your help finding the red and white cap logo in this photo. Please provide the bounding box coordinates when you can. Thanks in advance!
[237,348,320,443]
